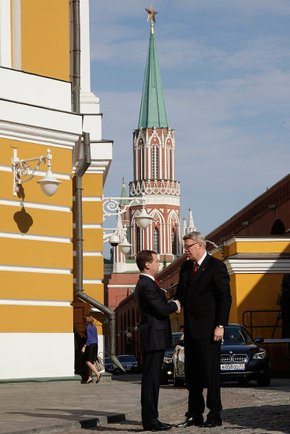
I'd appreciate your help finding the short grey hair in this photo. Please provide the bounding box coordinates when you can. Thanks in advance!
[182,231,206,247]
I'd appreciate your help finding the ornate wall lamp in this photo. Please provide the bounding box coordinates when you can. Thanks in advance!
[103,195,152,255]
[12,148,61,197]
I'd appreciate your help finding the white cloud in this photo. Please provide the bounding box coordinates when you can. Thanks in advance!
[90,0,290,234]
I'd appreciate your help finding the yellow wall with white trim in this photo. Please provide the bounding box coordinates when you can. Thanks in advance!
[226,239,290,256]
[0,133,74,333]
[223,238,289,339]
[0,271,72,300]
[81,172,105,306]
[0,306,73,332]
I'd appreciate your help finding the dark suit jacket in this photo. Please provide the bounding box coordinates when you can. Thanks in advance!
[175,254,232,340]
[134,275,179,352]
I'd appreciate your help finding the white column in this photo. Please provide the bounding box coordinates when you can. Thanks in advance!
[12,0,21,69]
[79,0,91,93]
[0,0,12,67]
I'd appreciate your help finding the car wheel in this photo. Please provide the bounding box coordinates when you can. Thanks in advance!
[257,373,271,387]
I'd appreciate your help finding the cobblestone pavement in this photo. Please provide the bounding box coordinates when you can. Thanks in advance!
[65,378,290,434]
[0,375,289,434]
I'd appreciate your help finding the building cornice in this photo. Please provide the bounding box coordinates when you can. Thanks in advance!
[225,256,290,275]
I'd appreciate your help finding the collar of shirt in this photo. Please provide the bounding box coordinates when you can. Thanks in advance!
[140,273,155,281]
[197,251,207,267]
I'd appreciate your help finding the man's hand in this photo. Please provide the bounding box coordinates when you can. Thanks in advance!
[213,326,224,341]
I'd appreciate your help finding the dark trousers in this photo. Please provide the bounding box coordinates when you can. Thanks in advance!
[141,350,165,427]
[185,338,222,417]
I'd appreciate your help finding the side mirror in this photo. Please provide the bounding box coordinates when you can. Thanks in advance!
[254,337,264,344]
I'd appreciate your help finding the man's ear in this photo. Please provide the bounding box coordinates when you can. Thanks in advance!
[144,261,151,270]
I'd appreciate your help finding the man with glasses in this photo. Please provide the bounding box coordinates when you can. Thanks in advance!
[175,231,231,428]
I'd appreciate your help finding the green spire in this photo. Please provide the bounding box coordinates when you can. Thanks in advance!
[138,12,168,129]
[119,178,129,208]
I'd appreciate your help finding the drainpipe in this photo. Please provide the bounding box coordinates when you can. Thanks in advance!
[74,134,124,371]
[71,1,124,372]
[71,0,80,113]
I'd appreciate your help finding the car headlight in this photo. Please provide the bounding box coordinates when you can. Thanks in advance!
[253,350,267,360]
[163,357,172,363]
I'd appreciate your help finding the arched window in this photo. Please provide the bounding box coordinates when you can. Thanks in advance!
[172,228,177,255]
[271,219,285,235]
[153,227,159,253]
[136,226,141,253]
[152,145,159,179]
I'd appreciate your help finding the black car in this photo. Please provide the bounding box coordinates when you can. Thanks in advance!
[117,354,140,373]
[104,357,115,373]
[161,332,183,384]
[221,324,270,386]
[172,324,271,387]
[105,354,139,374]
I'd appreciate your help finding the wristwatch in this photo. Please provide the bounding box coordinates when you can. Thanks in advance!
[217,325,224,329]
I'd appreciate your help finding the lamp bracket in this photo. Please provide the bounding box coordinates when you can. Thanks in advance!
[12,148,58,196]
[103,195,145,219]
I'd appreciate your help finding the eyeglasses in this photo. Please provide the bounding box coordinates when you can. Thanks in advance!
[184,242,199,250]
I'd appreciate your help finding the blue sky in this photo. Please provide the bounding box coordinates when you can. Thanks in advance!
[89,0,290,236]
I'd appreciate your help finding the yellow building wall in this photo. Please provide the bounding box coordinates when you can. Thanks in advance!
[84,284,105,305]
[20,0,70,80]
[0,272,72,301]
[224,238,288,339]
[0,137,74,334]
[226,239,290,256]
[81,172,105,307]
[233,273,282,339]
[0,306,73,332]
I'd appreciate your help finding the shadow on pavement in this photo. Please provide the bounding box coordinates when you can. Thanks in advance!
[111,374,142,383]
[96,419,143,432]
[7,408,124,423]
[223,404,290,433]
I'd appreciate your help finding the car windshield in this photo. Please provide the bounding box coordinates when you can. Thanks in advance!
[223,326,253,344]
[172,332,183,346]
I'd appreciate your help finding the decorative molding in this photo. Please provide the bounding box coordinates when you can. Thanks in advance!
[225,236,290,245]
[107,284,135,289]
[0,232,71,243]
[82,279,103,285]
[225,258,290,275]
[0,199,71,212]
[0,299,71,307]
[130,179,180,196]
[0,265,71,274]
[0,100,82,147]
[0,119,80,148]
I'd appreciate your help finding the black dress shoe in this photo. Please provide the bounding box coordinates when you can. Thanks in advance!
[143,421,172,431]
[203,415,222,428]
[177,415,204,427]
[159,422,171,429]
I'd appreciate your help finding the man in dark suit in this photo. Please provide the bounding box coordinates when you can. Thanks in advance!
[134,250,180,432]
[175,231,231,428]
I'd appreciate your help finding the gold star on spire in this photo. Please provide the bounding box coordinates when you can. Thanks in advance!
[145,5,158,32]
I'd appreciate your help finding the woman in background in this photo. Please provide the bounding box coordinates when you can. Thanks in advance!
[81,315,101,384]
